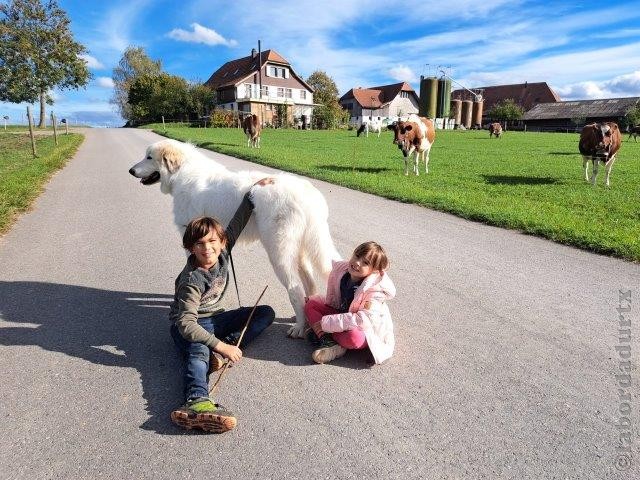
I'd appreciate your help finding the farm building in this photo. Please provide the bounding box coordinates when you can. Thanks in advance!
[451,82,560,123]
[522,97,640,132]
[339,82,419,125]
[204,48,315,127]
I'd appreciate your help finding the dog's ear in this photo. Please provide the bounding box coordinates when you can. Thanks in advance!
[159,143,184,173]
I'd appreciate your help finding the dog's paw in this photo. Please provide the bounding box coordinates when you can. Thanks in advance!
[287,324,305,338]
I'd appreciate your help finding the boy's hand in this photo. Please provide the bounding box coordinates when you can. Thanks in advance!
[214,342,242,363]
[253,177,275,187]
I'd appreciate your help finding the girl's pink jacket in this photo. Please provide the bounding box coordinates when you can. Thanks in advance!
[318,260,396,364]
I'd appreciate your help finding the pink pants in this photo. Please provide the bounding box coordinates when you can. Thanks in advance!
[304,297,367,350]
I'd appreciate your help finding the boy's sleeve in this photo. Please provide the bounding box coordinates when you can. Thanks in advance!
[225,192,254,251]
[172,284,221,348]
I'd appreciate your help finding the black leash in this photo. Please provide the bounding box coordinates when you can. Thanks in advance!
[228,249,242,308]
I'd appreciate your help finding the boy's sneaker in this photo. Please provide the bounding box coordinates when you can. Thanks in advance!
[207,351,225,375]
[312,335,347,364]
[170,397,236,433]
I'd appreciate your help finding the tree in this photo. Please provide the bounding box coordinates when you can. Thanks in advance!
[487,98,524,125]
[111,46,162,124]
[0,0,90,127]
[305,70,345,129]
[128,73,190,124]
[188,82,215,119]
[624,103,640,129]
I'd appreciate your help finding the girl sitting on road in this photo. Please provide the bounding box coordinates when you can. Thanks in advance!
[304,241,396,365]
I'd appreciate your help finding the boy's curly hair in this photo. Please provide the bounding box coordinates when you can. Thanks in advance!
[353,241,389,273]
[183,216,227,250]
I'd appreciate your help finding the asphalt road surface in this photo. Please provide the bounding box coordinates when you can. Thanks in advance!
[1,128,638,480]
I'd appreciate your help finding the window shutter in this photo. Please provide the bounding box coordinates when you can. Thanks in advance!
[284,69,289,79]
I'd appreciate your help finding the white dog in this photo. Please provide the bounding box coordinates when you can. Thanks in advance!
[129,139,340,337]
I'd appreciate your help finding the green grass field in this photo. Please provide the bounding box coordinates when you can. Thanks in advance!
[0,132,83,234]
[145,124,640,262]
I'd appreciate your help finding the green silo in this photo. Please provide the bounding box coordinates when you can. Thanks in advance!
[419,76,438,119]
[437,78,451,118]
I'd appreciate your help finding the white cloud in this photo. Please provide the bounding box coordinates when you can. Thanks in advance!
[167,23,237,46]
[554,70,640,100]
[80,54,104,69]
[388,65,417,83]
[96,77,115,88]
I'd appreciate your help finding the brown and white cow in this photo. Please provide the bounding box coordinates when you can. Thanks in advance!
[387,114,436,175]
[628,125,640,142]
[578,122,621,186]
[242,114,261,148]
[489,122,503,138]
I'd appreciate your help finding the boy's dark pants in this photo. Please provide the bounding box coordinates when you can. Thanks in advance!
[171,305,275,401]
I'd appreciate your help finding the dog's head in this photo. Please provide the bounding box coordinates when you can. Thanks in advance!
[128,140,185,193]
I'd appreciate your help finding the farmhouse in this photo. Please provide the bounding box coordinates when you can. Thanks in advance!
[339,82,419,125]
[451,82,560,122]
[204,48,315,127]
[522,97,640,132]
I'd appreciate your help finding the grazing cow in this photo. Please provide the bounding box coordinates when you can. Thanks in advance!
[489,122,503,138]
[628,125,640,142]
[387,114,436,175]
[578,122,621,186]
[242,114,261,148]
[357,119,382,138]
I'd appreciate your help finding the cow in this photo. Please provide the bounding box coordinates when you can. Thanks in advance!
[628,125,640,142]
[387,114,436,175]
[489,122,503,138]
[357,119,382,138]
[242,114,261,148]
[578,122,621,187]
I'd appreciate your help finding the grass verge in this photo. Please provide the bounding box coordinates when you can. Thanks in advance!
[0,132,84,235]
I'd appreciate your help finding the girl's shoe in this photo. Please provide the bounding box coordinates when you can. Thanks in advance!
[312,336,347,364]
[171,397,237,433]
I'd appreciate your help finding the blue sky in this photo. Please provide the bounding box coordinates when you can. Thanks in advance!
[2,0,640,127]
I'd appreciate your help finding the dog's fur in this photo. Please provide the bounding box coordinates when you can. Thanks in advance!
[129,139,341,337]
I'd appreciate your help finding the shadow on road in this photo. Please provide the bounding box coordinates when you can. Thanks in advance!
[0,281,352,434]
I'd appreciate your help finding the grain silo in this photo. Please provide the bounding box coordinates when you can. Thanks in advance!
[436,78,451,119]
[462,100,473,129]
[451,99,462,126]
[419,76,438,119]
[472,100,484,128]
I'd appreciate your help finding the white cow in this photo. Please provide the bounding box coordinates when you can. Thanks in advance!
[357,119,382,138]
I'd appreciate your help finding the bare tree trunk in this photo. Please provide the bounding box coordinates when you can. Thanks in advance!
[38,90,46,128]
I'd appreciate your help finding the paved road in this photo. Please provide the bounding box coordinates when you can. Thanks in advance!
[1,128,638,479]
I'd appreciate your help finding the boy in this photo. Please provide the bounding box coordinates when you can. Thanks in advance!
[170,178,275,433]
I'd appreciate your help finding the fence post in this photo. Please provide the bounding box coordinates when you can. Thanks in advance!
[27,106,37,157]
[51,113,58,145]
[162,116,165,130]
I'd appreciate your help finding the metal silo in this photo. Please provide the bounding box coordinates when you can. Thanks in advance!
[419,77,438,119]
[451,99,462,126]
[462,100,473,129]
[436,78,451,118]
[472,100,484,128]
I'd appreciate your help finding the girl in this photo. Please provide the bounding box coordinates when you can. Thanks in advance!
[304,241,396,365]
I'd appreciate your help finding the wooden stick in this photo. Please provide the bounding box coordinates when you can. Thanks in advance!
[208,285,268,395]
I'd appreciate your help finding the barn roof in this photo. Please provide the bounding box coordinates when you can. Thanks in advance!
[204,49,312,90]
[522,97,640,120]
[339,82,417,108]
[451,82,560,112]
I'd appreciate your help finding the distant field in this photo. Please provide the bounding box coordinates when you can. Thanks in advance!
[0,132,83,234]
[144,123,640,262]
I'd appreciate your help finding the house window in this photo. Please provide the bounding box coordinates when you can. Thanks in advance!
[261,86,269,97]
[277,87,284,97]
[345,103,353,111]
[401,91,409,98]
[300,90,307,100]
[245,84,252,98]
[269,66,287,78]
[285,88,292,99]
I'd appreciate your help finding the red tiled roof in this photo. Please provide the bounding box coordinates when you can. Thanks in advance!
[340,82,416,108]
[204,49,301,89]
[451,82,561,112]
